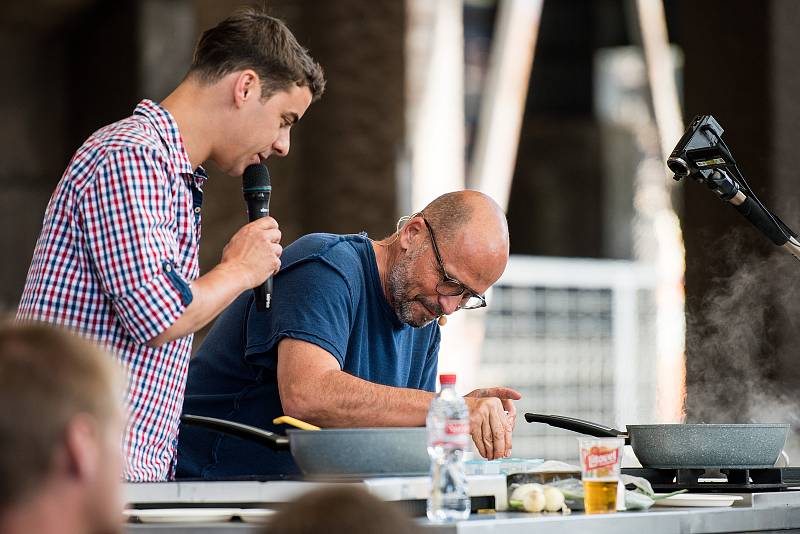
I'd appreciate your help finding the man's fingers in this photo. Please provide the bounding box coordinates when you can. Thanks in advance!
[507,411,517,430]
[481,416,494,460]
[481,387,522,400]
[467,396,517,459]
[250,216,279,230]
[465,387,522,400]
[489,407,511,459]
[501,397,517,417]
[471,426,487,458]
[468,400,487,458]
[505,414,514,455]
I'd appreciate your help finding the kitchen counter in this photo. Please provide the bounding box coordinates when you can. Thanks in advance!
[424,505,800,533]
[125,478,800,533]
[125,496,800,533]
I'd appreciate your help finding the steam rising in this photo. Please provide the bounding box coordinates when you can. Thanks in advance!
[685,226,800,461]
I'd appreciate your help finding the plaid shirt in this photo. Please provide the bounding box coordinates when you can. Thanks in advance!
[18,100,207,481]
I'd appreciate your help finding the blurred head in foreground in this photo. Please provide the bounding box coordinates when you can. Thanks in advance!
[0,321,125,534]
[264,485,421,534]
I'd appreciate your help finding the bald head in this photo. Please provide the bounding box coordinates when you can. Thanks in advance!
[377,190,510,327]
[421,190,509,288]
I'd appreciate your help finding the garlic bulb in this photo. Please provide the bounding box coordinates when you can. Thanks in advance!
[509,483,543,503]
[543,486,566,512]
[522,489,546,512]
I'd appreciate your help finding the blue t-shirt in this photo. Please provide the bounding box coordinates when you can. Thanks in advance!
[176,233,440,478]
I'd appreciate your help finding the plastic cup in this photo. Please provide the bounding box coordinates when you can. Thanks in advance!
[578,437,624,514]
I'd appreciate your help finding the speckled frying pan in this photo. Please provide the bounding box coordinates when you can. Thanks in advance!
[181,414,429,477]
[525,413,788,469]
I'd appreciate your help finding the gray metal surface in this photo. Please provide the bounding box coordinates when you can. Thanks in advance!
[287,428,429,477]
[628,424,789,469]
[423,507,800,534]
[125,496,800,533]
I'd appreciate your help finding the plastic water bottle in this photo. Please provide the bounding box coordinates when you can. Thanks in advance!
[426,374,471,522]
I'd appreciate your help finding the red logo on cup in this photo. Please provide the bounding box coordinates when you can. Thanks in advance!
[582,447,619,470]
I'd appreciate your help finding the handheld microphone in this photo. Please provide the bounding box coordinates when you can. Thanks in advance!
[242,163,272,311]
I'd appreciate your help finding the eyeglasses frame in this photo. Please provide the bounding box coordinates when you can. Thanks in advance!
[417,214,487,310]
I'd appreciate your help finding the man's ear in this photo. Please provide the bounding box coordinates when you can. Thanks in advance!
[233,70,260,107]
[398,217,424,251]
[63,414,100,482]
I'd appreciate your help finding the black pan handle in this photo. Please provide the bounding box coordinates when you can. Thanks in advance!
[181,414,290,451]
[524,413,630,443]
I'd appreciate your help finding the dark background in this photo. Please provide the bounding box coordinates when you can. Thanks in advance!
[2,0,800,425]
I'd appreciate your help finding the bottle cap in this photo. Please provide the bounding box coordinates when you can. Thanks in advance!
[439,374,457,385]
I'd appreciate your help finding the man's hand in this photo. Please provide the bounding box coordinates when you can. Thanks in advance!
[464,387,522,460]
[147,217,282,348]
[220,217,283,289]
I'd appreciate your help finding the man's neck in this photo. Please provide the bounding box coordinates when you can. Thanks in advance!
[371,236,400,306]
[161,80,214,170]
[0,491,83,534]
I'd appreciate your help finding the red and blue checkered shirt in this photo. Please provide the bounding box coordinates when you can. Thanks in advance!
[18,100,207,481]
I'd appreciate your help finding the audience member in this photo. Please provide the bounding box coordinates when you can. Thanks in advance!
[265,485,421,534]
[0,322,125,534]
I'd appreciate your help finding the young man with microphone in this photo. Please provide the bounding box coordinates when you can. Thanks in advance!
[17,7,325,482]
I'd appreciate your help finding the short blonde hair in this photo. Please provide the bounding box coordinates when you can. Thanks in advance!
[0,321,123,510]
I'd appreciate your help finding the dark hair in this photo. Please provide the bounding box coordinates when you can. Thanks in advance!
[0,321,121,511]
[189,6,325,102]
[264,486,421,534]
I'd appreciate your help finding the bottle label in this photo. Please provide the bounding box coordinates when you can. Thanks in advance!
[430,420,470,448]
[446,422,470,435]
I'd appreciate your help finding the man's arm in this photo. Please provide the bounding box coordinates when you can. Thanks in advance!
[149,217,282,347]
[80,148,282,348]
[276,338,520,459]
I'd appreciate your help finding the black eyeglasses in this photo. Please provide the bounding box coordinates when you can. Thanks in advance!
[420,216,487,310]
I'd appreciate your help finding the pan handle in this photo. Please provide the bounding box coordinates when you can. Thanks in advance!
[181,414,290,451]
[524,413,629,443]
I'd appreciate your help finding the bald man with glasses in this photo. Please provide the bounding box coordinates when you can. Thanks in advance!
[177,190,520,477]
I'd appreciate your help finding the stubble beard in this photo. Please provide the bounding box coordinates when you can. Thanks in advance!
[387,249,439,328]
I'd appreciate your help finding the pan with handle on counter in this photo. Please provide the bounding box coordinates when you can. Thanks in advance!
[525,413,789,469]
[181,414,429,478]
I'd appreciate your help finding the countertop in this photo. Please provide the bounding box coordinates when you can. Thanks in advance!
[125,497,800,534]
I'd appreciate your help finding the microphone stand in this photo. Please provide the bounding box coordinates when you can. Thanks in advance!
[703,167,800,262]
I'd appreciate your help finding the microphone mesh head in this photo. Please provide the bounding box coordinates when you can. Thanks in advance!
[242,163,271,190]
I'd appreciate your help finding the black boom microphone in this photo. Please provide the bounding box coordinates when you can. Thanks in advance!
[668,115,800,261]
[242,163,272,311]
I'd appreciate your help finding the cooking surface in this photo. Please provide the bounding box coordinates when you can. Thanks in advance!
[125,471,800,533]
[622,466,800,492]
[125,490,800,533]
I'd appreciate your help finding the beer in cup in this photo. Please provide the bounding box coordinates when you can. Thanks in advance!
[578,437,624,514]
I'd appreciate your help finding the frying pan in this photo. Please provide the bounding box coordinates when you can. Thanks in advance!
[525,413,789,469]
[181,414,429,477]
